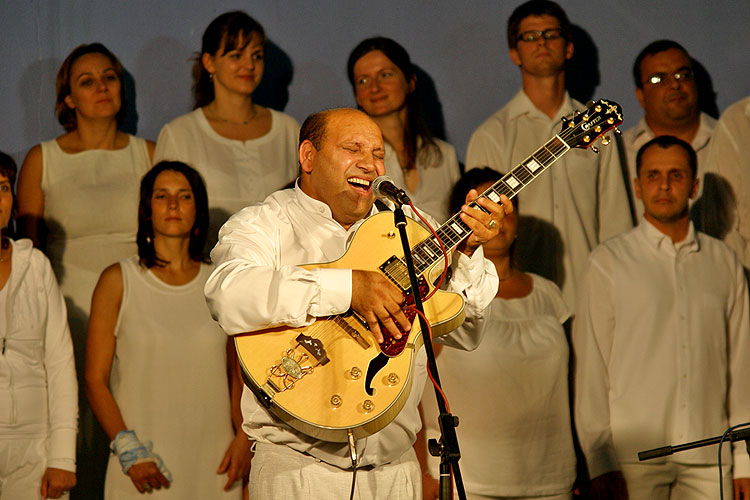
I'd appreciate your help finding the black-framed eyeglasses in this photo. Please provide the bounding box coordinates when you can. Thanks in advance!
[644,69,694,86]
[517,29,564,43]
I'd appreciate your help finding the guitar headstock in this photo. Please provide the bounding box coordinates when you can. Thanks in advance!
[559,99,623,150]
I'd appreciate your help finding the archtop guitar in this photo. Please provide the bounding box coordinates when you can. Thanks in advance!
[234,99,623,442]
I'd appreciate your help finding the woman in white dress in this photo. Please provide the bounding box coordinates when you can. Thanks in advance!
[85,161,250,499]
[154,10,299,244]
[16,42,154,499]
[347,37,460,222]
[0,152,77,499]
[419,168,577,500]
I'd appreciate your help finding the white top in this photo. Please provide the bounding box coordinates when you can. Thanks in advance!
[154,108,300,243]
[703,96,750,269]
[385,138,461,223]
[204,185,498,469]
[465,90,632,308]
[0,239,77,472]
[41,135,151,318]
[423,274,575,497]
[105,256,238,499]
[622,112,716,220]
[573,220,750,480]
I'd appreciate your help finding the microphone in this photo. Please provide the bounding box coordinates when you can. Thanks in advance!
[371,175,411,205]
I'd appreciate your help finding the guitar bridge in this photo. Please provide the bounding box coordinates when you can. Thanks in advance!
[296,333,330,365]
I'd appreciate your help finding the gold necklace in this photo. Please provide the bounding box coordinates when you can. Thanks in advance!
[211,103,258,125]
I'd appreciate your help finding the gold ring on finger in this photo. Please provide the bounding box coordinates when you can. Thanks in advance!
[488,219,497,230]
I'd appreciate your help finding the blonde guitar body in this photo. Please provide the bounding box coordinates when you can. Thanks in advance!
[234,98,624,443]
[234,212,465,442]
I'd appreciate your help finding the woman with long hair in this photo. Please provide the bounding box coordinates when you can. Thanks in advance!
[347,37,460,222]
[86,161,250,499]
[0,151,78,499]
[154,10,299,243]
[16,42,154,498]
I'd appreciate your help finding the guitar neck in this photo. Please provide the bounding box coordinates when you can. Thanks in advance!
[411,134,571,274]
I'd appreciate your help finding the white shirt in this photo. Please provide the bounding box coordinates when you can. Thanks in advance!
[573,219,750,480]
[385,138,461,223]
[466,90,632,308]
[703,96,750,269]
[423,274,575,497]
[154,108,300,243]
[0,239,77,472]
[622,112,716,220]
[204,185,498,469]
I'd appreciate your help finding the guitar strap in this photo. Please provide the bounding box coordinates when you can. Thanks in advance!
[374,199,390,213]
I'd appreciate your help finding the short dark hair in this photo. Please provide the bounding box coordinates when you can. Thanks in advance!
[0,151,18,240]
[636,135,697,179]
[507,0,571,50]
[450,167,520,262]
[299,110,331,151]
[192,11,267,109]
[450,167,519,214]
[55,43,127,132]
[137,161,210,268]
[633,40,690,89]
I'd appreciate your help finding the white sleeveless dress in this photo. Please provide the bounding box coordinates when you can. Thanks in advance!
[104,256,239,499]
[41,135,151,498]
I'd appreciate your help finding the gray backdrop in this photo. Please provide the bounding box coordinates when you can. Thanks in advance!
[2,1,748,166]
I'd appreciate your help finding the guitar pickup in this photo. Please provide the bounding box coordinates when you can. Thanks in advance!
[334,314,371,350]
[296,334,330,365]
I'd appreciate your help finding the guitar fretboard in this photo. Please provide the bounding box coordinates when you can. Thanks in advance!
[410,134,571,275]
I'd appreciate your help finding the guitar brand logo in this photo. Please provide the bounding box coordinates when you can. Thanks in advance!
[580,115,602,131]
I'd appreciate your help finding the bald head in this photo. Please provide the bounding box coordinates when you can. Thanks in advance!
[298,108,385,229]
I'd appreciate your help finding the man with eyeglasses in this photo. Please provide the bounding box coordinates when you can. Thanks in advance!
[466,0,632,310]
[623,40,716,223]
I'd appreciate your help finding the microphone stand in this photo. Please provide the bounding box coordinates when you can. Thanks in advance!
[638,427,750,461]
[391,205,466,500]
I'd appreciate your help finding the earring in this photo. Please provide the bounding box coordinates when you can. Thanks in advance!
[208,73,214,81]
[146,234,152,244]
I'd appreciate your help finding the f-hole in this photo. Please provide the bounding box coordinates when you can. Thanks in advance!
[364,353,389,396]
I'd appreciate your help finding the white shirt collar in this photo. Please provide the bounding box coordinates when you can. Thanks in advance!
[639,215,700,255]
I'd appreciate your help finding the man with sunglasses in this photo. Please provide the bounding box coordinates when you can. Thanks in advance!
[466,0,632,309]
[623,40,716,222]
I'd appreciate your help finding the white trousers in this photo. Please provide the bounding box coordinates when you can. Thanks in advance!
[249,442,420,500]
[0,438,69,500]
[620,462,732,500]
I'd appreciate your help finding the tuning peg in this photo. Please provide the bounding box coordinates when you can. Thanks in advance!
[614,127,622,135]
[586,100,594,108]
[601,136,611,146]
[591,146,600,154]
